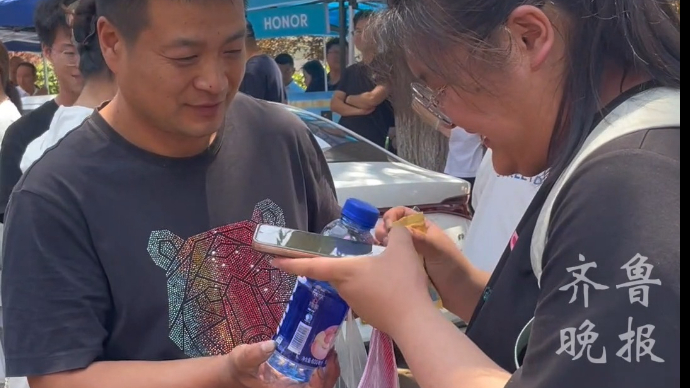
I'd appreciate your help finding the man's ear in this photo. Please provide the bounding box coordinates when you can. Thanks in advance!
[98,16,123,74]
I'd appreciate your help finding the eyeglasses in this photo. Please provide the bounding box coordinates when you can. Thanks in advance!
[411,82,454,128]
[52,48,80,67]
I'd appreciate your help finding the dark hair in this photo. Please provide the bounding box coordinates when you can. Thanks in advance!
[16,62,37,76]
[302,60,326,92]
[69,0,111,78]
[275,53,294,67]
[0,41,22,112]
[34,0,79,47]
[326,37,344,53]
[374,0,680,180]
[96,0,249,43]
[353,10,374,27]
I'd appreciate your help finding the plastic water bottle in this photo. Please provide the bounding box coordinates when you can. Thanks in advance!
[264,198,379,385]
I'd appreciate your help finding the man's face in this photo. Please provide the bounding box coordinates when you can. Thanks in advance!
[110,0,247,138]
[353,18,372,54]
[277,63,294,87]
[44,28,83,96]
[326,44,341,70]
[16,65,36,92]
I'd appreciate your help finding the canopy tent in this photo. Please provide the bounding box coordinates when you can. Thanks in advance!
[0,0,38,28]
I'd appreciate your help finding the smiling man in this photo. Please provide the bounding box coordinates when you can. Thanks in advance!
[1,1,341,388]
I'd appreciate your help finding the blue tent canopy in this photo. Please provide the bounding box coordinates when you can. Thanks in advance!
[0,0,39,28]
[0,0,384,51]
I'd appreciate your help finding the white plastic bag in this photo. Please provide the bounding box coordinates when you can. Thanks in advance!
[335,310,368,388]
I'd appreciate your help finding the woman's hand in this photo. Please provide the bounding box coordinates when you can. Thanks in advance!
[272,227,436,336]
[375,207,462,267]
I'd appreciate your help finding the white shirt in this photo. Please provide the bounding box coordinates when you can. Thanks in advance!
[20,105,93,173]
[462,149,546,272]
[0,98,21,144]
[444,127,484,178]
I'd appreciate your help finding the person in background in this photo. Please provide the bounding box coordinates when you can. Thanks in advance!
[303,59,327,93]
[1,0,341,387]
[462,148,543,272]
[325,37,344,91]
[8,56,23,86]
[239,21,285,103]
[275,53,304,95]
[14,62,48,97]
[0,39,25,388]
[0,42,22,141]
[331,10,395,149]
[20,0,118,173]
[0,0,83,223]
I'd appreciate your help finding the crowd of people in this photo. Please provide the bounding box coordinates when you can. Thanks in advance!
[0,0,680,388]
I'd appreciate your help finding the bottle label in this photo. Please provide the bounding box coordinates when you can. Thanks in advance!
[274,277,349,369]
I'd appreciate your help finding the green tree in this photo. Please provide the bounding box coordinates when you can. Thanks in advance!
[36,61,59,94]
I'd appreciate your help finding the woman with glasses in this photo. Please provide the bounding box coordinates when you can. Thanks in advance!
[274,1,680,388]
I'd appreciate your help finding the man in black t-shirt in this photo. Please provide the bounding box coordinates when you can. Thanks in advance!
[0,0,83,221]
[239,21,286,103]
[1,1,340,387]
[331,11,395,149]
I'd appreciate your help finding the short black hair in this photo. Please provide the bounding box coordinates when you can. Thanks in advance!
[17,62,38,76]
[326,37,344,53]
[246,20,256,40]
[95,0,249,43]
[353,10,374,27]
[34,0,79,47]
[274,53,294,66]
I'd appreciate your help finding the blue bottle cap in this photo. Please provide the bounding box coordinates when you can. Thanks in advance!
[341,198,379,230]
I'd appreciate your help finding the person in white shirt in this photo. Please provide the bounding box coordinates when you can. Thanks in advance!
[462,148,546,272]
[0,42,22,142]
[442,126,484,189]
[20,1,117,173]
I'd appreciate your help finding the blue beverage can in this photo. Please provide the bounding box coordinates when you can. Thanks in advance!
[266,277,349,383]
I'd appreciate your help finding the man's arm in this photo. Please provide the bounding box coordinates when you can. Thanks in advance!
[344,85,389,110]
[330,91,373,117]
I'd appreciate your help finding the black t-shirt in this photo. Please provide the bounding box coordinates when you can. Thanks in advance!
[0,99,58,221]
[1,93,341,377]
[337,63,395,148]
[239,54,286,103]
[465,88,679,387]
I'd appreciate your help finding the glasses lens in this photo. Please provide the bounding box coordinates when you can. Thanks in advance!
[410,83,454,127]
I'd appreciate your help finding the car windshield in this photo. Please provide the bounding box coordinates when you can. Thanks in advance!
[287,108,396,163]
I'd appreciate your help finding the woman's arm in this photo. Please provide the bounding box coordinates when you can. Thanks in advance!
[392,303,511,388]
